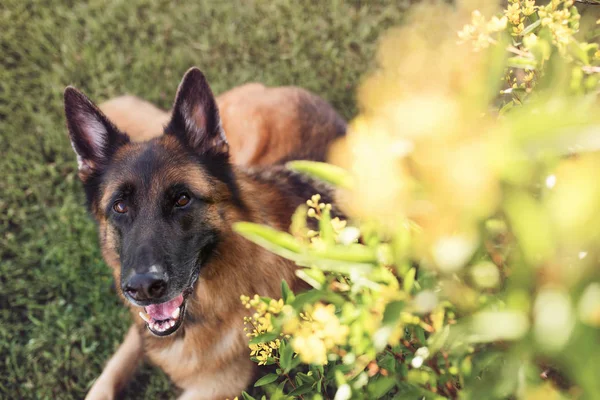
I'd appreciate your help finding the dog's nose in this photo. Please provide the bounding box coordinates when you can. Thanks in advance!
[123,273,167,301]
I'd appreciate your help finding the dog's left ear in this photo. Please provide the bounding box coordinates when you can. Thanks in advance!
[64,87,130,182]
[166,67,229,156]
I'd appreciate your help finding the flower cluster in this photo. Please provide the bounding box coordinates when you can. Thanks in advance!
[537,0,579,49]
[458,0,599,105]
[304,193,356,249]
[505,0,537,35]
[241,295,285,365]
[234,1,600,399]
[305,194,331,220]
[457,11,508,51]
[282,303,349,365]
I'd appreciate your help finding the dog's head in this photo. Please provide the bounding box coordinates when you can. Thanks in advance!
[65,68,242,336]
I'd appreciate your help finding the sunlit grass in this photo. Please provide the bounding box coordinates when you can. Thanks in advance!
[0,1,409,397]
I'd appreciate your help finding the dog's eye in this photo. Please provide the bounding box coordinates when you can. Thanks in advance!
[113,200,128,214]
[175,194,191,208]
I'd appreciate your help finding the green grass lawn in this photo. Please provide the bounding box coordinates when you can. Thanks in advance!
[0,1,411,398]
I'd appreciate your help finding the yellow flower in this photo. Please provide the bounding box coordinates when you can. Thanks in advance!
[523,71,535,83]
[242,294,287,365]
[505,3,521,26]
[310,236,327,251]
[256,350,269,366]
[268,298,284,314]
[457,24,476,42]
[282,303,349,365]
[523,33,538,49]
[486,16,507,32]
[292,334,328,365]
[523,0,536,16]
[512,23,525,36]
[331,217,347,233]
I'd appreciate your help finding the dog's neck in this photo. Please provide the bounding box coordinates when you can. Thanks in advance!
[179,165,326,325]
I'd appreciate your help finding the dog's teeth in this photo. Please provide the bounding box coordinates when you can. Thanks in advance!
[139,311,151,323]
[169,320,175,328]
[153,322,161,331]
[172,307,180,319]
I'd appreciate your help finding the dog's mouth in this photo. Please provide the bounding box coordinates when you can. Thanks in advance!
[133,261,204,337]
[138,293,187,337]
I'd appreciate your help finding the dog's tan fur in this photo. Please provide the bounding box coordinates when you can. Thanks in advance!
[81,80,344,400]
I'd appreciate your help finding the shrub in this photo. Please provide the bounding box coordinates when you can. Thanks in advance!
[234,1,600,399]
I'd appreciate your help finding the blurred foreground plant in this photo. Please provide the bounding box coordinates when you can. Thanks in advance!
[234,1,600,398]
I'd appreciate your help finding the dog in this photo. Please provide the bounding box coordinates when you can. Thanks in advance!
[64,67,345,399]
[98,83,346,166]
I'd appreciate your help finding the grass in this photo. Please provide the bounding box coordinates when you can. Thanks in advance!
[0,0,411,398]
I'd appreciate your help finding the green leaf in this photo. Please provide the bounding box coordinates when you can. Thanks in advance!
[280,340,294,373]
[403,267,416,293]
[296,267,326,289]
[383,300,405,326]
[249,332,279,345]
[520,19,541,37]
[290,204,308,237]
[323,291,346,307]
[504,191,554,265]
[242,391,257,400]
[569,41,590,65]
[415,326,427,344]
[286,160,354,189]
[281,279,295,304]
[308,259,374,275]
[393,382,446,400]
[368,376,397,398]
[296,372,316,384]
[427,325,450,354]
[378,352,396,373]
[233,222,304,261]
[235,222,376,269]
[319,208,335,245]
[288,383,314,396]
[312,243,376,263]
[292,290,324,310]
[499,101,515,116]
[507,56,536,70]
[254,373,279,387]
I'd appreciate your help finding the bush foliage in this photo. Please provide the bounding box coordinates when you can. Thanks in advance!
[234,1,600,399]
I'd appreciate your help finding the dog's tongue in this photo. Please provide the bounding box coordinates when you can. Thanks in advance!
[144,294,184,320]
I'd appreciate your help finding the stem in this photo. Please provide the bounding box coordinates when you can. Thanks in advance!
[275,360,305,400]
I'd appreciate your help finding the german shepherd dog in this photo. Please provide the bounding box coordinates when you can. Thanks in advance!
[64,68,345,399]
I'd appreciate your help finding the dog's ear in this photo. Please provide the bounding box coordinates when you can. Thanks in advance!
[64,87,130,182]
[166,67,229,156]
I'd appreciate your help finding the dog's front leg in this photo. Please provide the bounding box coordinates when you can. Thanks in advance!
[86,324,144,400]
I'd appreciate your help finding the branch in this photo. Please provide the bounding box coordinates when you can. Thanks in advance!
[575,0,600,5]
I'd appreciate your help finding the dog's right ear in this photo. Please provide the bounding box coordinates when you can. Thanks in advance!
[64,87,130,182]
[166,68,229,156]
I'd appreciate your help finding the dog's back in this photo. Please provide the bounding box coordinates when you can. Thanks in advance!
[99,83,346,167]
